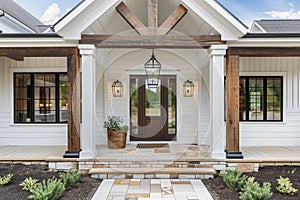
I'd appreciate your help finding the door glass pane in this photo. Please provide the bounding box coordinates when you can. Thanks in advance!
[249,78,264,120]
[168,78,176,134]
[145,79,161,116]
[130,78,138,135]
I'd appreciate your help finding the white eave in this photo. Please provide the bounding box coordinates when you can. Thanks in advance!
[228,37,300,48]
[182,0,247,40]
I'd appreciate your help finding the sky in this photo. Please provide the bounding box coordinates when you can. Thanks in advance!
[13,0,300,28]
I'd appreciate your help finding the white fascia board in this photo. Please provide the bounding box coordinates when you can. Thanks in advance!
[0,38,78,47]
[182,0,247,41]
[54,0,94,33]
[228,38,300,47]
[55,0,120,40]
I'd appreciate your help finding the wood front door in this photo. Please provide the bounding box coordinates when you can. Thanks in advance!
[130,75,176,141]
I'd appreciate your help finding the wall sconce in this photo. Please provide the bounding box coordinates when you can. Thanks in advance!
[144,49,162,88]
[112,80,123,97]
[183,80,194,97]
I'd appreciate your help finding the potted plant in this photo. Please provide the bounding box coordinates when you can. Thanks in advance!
[103,116,128,149]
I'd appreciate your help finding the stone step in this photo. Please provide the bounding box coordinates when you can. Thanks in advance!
[89,167,216,179]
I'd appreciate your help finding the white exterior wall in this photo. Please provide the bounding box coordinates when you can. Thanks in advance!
[239,57,300,146]
[0,57,68,145]
[95,49,202,145]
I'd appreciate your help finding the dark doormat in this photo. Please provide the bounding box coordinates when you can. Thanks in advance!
[136,143,169,148]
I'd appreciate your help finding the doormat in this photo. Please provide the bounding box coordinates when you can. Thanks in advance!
[136,143,169,148]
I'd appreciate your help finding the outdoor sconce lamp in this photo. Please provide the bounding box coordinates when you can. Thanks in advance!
[183,80,194,97]
[112,80,123,97]
[144,49,162,88]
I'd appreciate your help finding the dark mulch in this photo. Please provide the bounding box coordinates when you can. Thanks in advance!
[203,166,300,200]
[0,164,101,200]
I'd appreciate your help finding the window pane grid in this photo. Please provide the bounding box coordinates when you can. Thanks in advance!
[237,76,283,122]
[14,73,68,123]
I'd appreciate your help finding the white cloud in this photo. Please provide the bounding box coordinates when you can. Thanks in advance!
[265,2,300,19]
[40,3,61,25]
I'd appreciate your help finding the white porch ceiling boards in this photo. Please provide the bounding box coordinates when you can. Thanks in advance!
[82,0,219,36]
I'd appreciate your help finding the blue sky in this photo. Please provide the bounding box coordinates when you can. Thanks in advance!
[13,0,300,27]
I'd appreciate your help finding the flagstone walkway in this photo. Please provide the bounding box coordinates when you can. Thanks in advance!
[92,179,213,200]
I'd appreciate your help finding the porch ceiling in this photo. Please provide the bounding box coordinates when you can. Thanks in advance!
[82,0,219,36]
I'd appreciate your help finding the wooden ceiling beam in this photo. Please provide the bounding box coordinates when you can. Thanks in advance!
[80,34,224,49]
[148,0,158,28]
[228,47,300,57]
[158,4,187,35]
[116,2,149,35]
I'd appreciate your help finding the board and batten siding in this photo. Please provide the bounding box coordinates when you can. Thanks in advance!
[239,57,300,146]
[0,57,68,145]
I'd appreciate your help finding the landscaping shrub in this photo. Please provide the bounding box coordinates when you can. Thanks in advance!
[276,176,298,195]
[0,173,13,186]
[221,168,248,192]
[28,177,65,200]
[59,169,80,189]
[239,177,273,200]
[20,177,39,191]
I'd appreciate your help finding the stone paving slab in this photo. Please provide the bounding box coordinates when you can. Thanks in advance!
[92,179,213,200]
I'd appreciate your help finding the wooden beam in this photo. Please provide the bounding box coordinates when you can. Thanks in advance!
[67,50,81,152]
[80,34,224,49]
[158,4,187,35]
[116,2,149,35]
[228,47,300,57]
[226,55,240,152]
[0,47,77,59]
[148,0,158,28]
[7,55,24,61]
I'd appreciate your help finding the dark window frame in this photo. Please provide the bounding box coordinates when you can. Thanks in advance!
[14,72,68,124]
[239,76,283,122]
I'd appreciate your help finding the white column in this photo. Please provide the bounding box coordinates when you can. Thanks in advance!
[79,44,97,158]
[208,45,227,159]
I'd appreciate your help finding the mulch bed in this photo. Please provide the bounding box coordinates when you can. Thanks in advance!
[1,164,300,199]
[0,164,101,200]
[203,166,300,200]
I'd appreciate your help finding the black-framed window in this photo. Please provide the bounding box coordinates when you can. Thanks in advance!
[14,73,68,123]
[239,76,283,121]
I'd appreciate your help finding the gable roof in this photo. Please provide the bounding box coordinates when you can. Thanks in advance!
[251,19,300,33]
[54,0,248,41]
[0,0,45,33]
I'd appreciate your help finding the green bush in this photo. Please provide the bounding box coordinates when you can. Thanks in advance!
[0,173,13,186]
[28,177,65,200]
[221,168,248,192]
[239,177,273,200]
[59,169,80,189]
[20,177,39,191]
[276,176,298,195]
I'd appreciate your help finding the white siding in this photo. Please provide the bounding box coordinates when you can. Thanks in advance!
[0,57,68,145]
[239,57,300,146]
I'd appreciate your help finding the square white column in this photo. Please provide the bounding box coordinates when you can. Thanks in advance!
[208,45,227,159]
[79,44,97,158]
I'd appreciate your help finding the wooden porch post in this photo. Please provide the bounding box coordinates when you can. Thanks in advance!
[226,54,243,158]
[64,49,81,158]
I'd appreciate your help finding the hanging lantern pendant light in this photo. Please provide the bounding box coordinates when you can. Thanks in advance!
[144,49,162,88]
